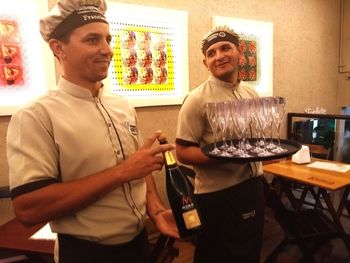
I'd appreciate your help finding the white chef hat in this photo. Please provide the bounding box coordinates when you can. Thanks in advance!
[39,0,108,42]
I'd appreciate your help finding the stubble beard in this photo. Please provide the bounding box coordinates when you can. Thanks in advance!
[219,58,240,83]
[216,67,237,83]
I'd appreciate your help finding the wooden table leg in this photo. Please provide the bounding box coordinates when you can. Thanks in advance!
[319,188,350,253]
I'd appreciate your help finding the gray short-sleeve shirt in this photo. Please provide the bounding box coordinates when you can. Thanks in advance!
[176,76,263,194]
[7,77,146,245]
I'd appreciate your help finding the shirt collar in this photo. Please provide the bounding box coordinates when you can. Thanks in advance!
[57,77,104,100]
[209,75,240,90]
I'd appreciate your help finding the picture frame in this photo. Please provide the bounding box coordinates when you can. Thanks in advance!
[0,0,55,116]
[213,16,273,97]
[104,2,189,107]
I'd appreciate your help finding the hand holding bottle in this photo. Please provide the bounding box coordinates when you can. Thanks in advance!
[158,133,204,238]
[151,208,180,239]
[117,130,175,181]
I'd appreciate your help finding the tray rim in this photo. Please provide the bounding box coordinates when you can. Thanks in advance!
[201,139,302,162]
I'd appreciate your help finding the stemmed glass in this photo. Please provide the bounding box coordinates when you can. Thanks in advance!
[256,98,274,157]
[230,100,244,156]
[264,97,277,150]
[271,96,287,153]
[249,98,263,153]
[244,99,253,151]
[226,102,237,153]
[237,99,252,157]
[217,101,230,154]
[206,102,220,154]
[230,100,250,157]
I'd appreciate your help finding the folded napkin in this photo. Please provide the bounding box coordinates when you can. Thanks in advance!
[307,161,350,173]
[30,223,57,240]
[292,145,311,164]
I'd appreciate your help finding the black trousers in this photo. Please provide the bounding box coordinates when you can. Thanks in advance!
[194,177,265,263]
[58,229,149,263]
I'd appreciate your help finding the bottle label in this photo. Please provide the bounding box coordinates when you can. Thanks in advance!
[182,209,201,230]
[182,196,194,210]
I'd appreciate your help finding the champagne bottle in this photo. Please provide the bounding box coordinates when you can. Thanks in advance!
[158,134,204,238]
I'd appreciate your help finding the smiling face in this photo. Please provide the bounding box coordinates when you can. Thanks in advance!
[51,22,113,90]
[203,41,241,84]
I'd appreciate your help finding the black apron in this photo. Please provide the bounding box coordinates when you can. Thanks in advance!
[194,176,265,263]
[58,228,149,263]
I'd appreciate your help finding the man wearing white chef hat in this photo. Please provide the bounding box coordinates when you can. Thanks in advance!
[7,0,179,262]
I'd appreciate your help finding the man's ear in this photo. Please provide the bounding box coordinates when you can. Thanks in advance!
[237,44,243,55]
[202,58,208,69]
[49,39,66,60]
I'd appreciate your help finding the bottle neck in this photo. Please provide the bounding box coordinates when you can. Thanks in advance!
[159,137,176,166]
[164,150,176,166]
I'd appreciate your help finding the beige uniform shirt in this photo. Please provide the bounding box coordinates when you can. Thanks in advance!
[176,76,263,194]
[7,77,146,245]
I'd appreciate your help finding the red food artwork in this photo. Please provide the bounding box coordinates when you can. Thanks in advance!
[1,65,23,86]
[238,39,257,81]
[0,19,24,87]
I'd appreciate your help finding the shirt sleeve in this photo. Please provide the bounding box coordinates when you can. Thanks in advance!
[7,106,60,198]
[176,94,204,146]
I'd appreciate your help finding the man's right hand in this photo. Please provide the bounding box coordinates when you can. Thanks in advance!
[117,130,175,180]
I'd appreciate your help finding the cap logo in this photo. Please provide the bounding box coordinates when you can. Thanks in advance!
[206,32,227,43]
[82,14,106,21]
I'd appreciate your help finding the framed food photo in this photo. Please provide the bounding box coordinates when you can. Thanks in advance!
[104,2,189,107]
[213,16,273,97]
[0,0,55,116]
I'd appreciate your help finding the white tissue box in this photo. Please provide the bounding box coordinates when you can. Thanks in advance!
[292,145,311,164]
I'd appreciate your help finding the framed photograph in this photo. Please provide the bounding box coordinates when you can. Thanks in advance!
[0,0,55,115]
[104,2,189,107]
[213,16,273,97]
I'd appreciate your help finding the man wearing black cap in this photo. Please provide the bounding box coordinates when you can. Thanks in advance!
[7,0,178,262]
[176,25,264,262]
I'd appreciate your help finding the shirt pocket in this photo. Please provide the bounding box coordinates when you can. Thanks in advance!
[118,121,140,157]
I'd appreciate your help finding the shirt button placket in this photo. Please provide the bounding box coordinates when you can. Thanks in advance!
[96,99,122,159]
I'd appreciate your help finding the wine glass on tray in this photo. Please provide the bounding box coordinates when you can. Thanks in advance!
[272,96,288,153]
[217,101,231,156]
[206,102,221,154]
